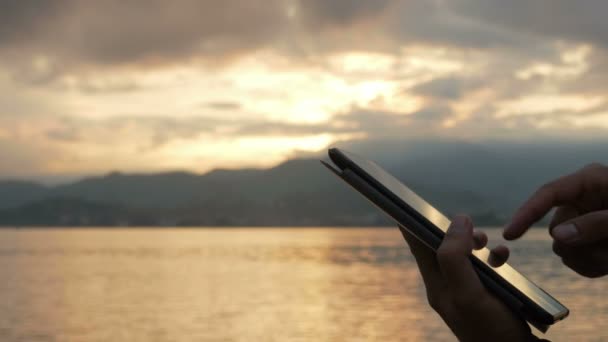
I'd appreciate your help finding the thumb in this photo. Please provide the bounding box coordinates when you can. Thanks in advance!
[551,210,608,245]
[437,215,484,298]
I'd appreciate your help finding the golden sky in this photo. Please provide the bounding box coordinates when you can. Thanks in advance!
[1,0,608,180]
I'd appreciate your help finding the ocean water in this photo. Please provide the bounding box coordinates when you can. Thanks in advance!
[0,228,605,341]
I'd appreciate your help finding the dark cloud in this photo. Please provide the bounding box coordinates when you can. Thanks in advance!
[0,1,573,71]
[409,106,452,121]
[71,1,287,65]
[332,106,453,138]
[411,76,482,100]
[297,0,392,28]
[0,0,64,45]
[447,0,608,48]
[1,0,288,74]
[387,1,531,50]
[440,0,608,99]
[2,0,607,85]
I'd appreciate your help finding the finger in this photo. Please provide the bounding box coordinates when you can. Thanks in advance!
[437,215,484,299]
[561,256,608,278]
[552,241,606,260]
[552,240,575,257]
[553,240,608,277]
[398,225,443,294]
[549,205,580,231]
[488,245,510,267]
[551,210,608,246]
[504,171,585,240]
[473,229,488,250]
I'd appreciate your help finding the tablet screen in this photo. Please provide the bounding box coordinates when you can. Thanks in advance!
[333,149,567,319]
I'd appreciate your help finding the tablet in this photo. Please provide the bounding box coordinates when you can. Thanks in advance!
[322,148,569,332]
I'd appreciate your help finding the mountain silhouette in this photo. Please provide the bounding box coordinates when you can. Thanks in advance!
[0,139,606,227]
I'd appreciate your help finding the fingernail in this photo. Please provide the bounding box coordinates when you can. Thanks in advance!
[488,252,501,268]
[552,224,579,243]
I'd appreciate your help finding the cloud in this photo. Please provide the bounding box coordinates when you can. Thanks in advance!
[296,0,392,28]
[410,106,453,121]
[36,107,453,150]
[0,0,604,99]
[0,1,64,45]
[0,0,289,80]
[0,96,605,179]
[204,101,242,111]
[0,1,579,75]
[411,76,482,100]
[387,1,536,50]
[447,0,608,48]
[1,0,608,179]
[45,125,80,142]
[0,136,64,178]
[440,1,608,98]
[73,79,141,95]
[0,72,62,117]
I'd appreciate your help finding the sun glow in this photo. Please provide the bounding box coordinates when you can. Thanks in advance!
[152,133,339,172]
[569,112,608,128]
[3,35,607,179]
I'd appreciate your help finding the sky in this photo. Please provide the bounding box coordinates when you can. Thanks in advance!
[1,0,608,181]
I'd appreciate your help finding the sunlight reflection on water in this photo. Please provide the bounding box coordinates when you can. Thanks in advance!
[0,228,605,341]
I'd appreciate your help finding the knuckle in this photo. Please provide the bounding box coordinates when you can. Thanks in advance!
[538,180,557,193]
[533,182,554,198]
[538,182,552,192]
[527,201,548,220]
[583,163,608,187]
[583,162,606,172]
[436,244,458,265]
[532,184,556,206]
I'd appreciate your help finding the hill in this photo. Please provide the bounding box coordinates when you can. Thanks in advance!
[0,139,606,227]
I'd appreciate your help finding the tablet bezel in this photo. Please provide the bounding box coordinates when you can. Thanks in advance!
[324,148,569,329]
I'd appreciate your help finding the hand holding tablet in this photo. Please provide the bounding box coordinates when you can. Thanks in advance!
[322,148,569,335]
